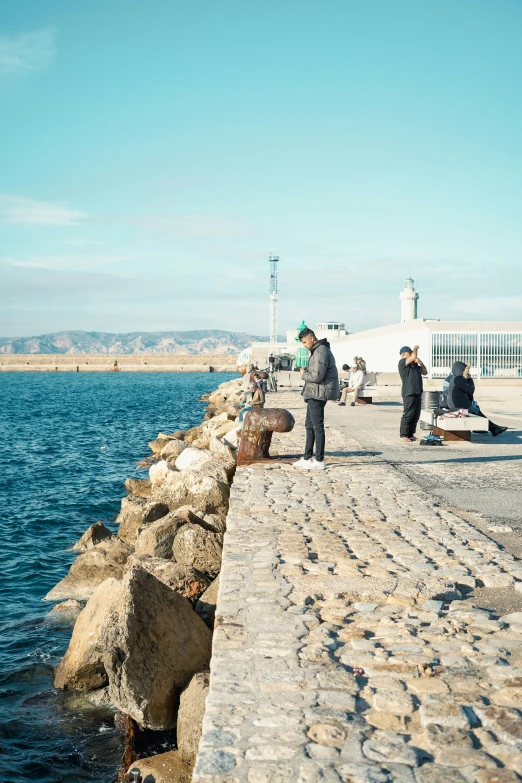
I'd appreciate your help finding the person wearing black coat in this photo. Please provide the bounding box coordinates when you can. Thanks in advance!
[447,361,507,437]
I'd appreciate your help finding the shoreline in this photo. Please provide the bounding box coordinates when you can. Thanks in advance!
[45,374,244,781]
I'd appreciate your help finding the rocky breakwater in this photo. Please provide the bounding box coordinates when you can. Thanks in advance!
[46,376,244,781]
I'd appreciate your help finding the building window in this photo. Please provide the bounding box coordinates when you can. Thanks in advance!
[431,333,478,378]
[481,333,522,378]
[431,333,522,378]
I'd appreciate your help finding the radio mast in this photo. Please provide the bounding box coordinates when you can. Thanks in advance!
[269,252,279,346]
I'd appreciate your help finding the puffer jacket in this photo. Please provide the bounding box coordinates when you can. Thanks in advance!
[448,361,475,411]
[301,339,339,402]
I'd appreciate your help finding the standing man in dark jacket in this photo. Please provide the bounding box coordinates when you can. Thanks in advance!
[447,361,507,437]
[398,345,427,442]
[294,328,339,471]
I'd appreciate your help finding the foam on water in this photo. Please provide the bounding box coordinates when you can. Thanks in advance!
[0,371,236,782]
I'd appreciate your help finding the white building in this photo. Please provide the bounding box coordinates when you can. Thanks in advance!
[242,277,522,381]
[330,319,522,380]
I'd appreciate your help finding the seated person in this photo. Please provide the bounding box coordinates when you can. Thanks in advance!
[339,364,366,406]
[447,362,507,437]
[338,364,351,399]
[239,381,265,423]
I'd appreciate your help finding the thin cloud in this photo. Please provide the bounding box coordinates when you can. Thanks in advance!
[133,212,259,242]
[0,27,56,75]
[3,255,129,271]
[0,196,89,226]
[60,238,103,248]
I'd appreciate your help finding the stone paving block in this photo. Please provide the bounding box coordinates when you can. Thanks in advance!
[193,391,522,783]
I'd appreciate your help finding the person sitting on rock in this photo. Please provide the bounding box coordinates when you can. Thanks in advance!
[239,382,265,423]
[447,361,507,437]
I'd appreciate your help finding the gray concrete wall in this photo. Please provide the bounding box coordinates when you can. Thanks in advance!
[0,354,238,373]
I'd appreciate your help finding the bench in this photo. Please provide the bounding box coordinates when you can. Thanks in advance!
[355,387,380,405]
[420,410,489,441]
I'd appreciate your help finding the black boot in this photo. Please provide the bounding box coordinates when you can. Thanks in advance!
[491,423,508,437]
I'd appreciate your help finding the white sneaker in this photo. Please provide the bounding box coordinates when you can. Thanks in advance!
[293,457,313,469]
[309,458,326,471]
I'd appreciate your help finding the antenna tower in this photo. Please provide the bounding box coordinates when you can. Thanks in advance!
[269,252,279,345]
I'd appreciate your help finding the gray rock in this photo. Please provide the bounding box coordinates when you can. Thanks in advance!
[155,470,230,518]
[148,436,170,454]
[195,575,220,629]
[72,522,114,552]
[128,750,192,783]
[414,764,467,783]
[54,577,122,690]
[500,612,522,626]
[115,495,147,544]
[118,497,169,544]
[177,671,210,765]
[104,565,212,729]
[47,599,84,622]
[160,439,187,461]
[363,731,420,766]
[173,524,223,576]
[45,539,131,601]
[124,478,152,498]
[128,555,211,603]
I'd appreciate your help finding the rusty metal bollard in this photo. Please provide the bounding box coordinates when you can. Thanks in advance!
[237,407,295,465]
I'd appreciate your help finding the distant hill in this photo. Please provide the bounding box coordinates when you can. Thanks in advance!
[0,330,280,355]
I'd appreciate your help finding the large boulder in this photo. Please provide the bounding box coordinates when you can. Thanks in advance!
[115,495,146,543]
[148,436,170,454]
[223,424,241,449]
[173,524,223,576]
[155,471,230,517]
[175,447,213,472]
[45,539,131,601]
[72,522,114,552]
[124,478,152,498]
[177,671,210,766]
[129,555,211,603]
[183,424,205,444]
[136,454,159,470]
[48,599,84,623]
[118,498,169,545]
[194,458,230,485]
[103,566,212,729]
[149,460,169,489]
[160,439,186,461]
[209,436,236,479]
[127,751,192,783]
[134,506,213,559]
[54,577,122,690]
[201,512,227,535]
[195,575,220,629]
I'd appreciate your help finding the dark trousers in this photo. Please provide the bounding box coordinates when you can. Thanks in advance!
[474,407,498,434]
[304,399,327,461]
[400,394,422,438]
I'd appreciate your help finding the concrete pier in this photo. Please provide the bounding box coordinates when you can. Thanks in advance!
[194,389,522,783]
[0,354,237,372]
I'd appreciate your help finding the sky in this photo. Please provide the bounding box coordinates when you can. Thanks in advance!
[1,0,521,337]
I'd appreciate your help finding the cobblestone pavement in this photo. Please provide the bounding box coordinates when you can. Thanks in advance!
[194,391,522,783]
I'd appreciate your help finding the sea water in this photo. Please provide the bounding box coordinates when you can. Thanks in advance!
[0,371,237,783]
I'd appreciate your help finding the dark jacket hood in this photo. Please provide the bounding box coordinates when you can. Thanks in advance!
[311,338,331,351]
[452,361,467,377]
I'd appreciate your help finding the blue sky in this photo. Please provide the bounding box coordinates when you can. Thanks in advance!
[1,0,521,337]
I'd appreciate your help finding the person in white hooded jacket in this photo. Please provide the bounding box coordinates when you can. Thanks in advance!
[338,364,366,406]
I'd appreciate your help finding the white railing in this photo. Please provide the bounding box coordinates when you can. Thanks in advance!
[431,332,522,379]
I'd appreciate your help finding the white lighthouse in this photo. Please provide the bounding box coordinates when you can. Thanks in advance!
[400,275,419,322]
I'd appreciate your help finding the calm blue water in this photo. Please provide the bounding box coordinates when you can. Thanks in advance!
[0,371,237,783]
